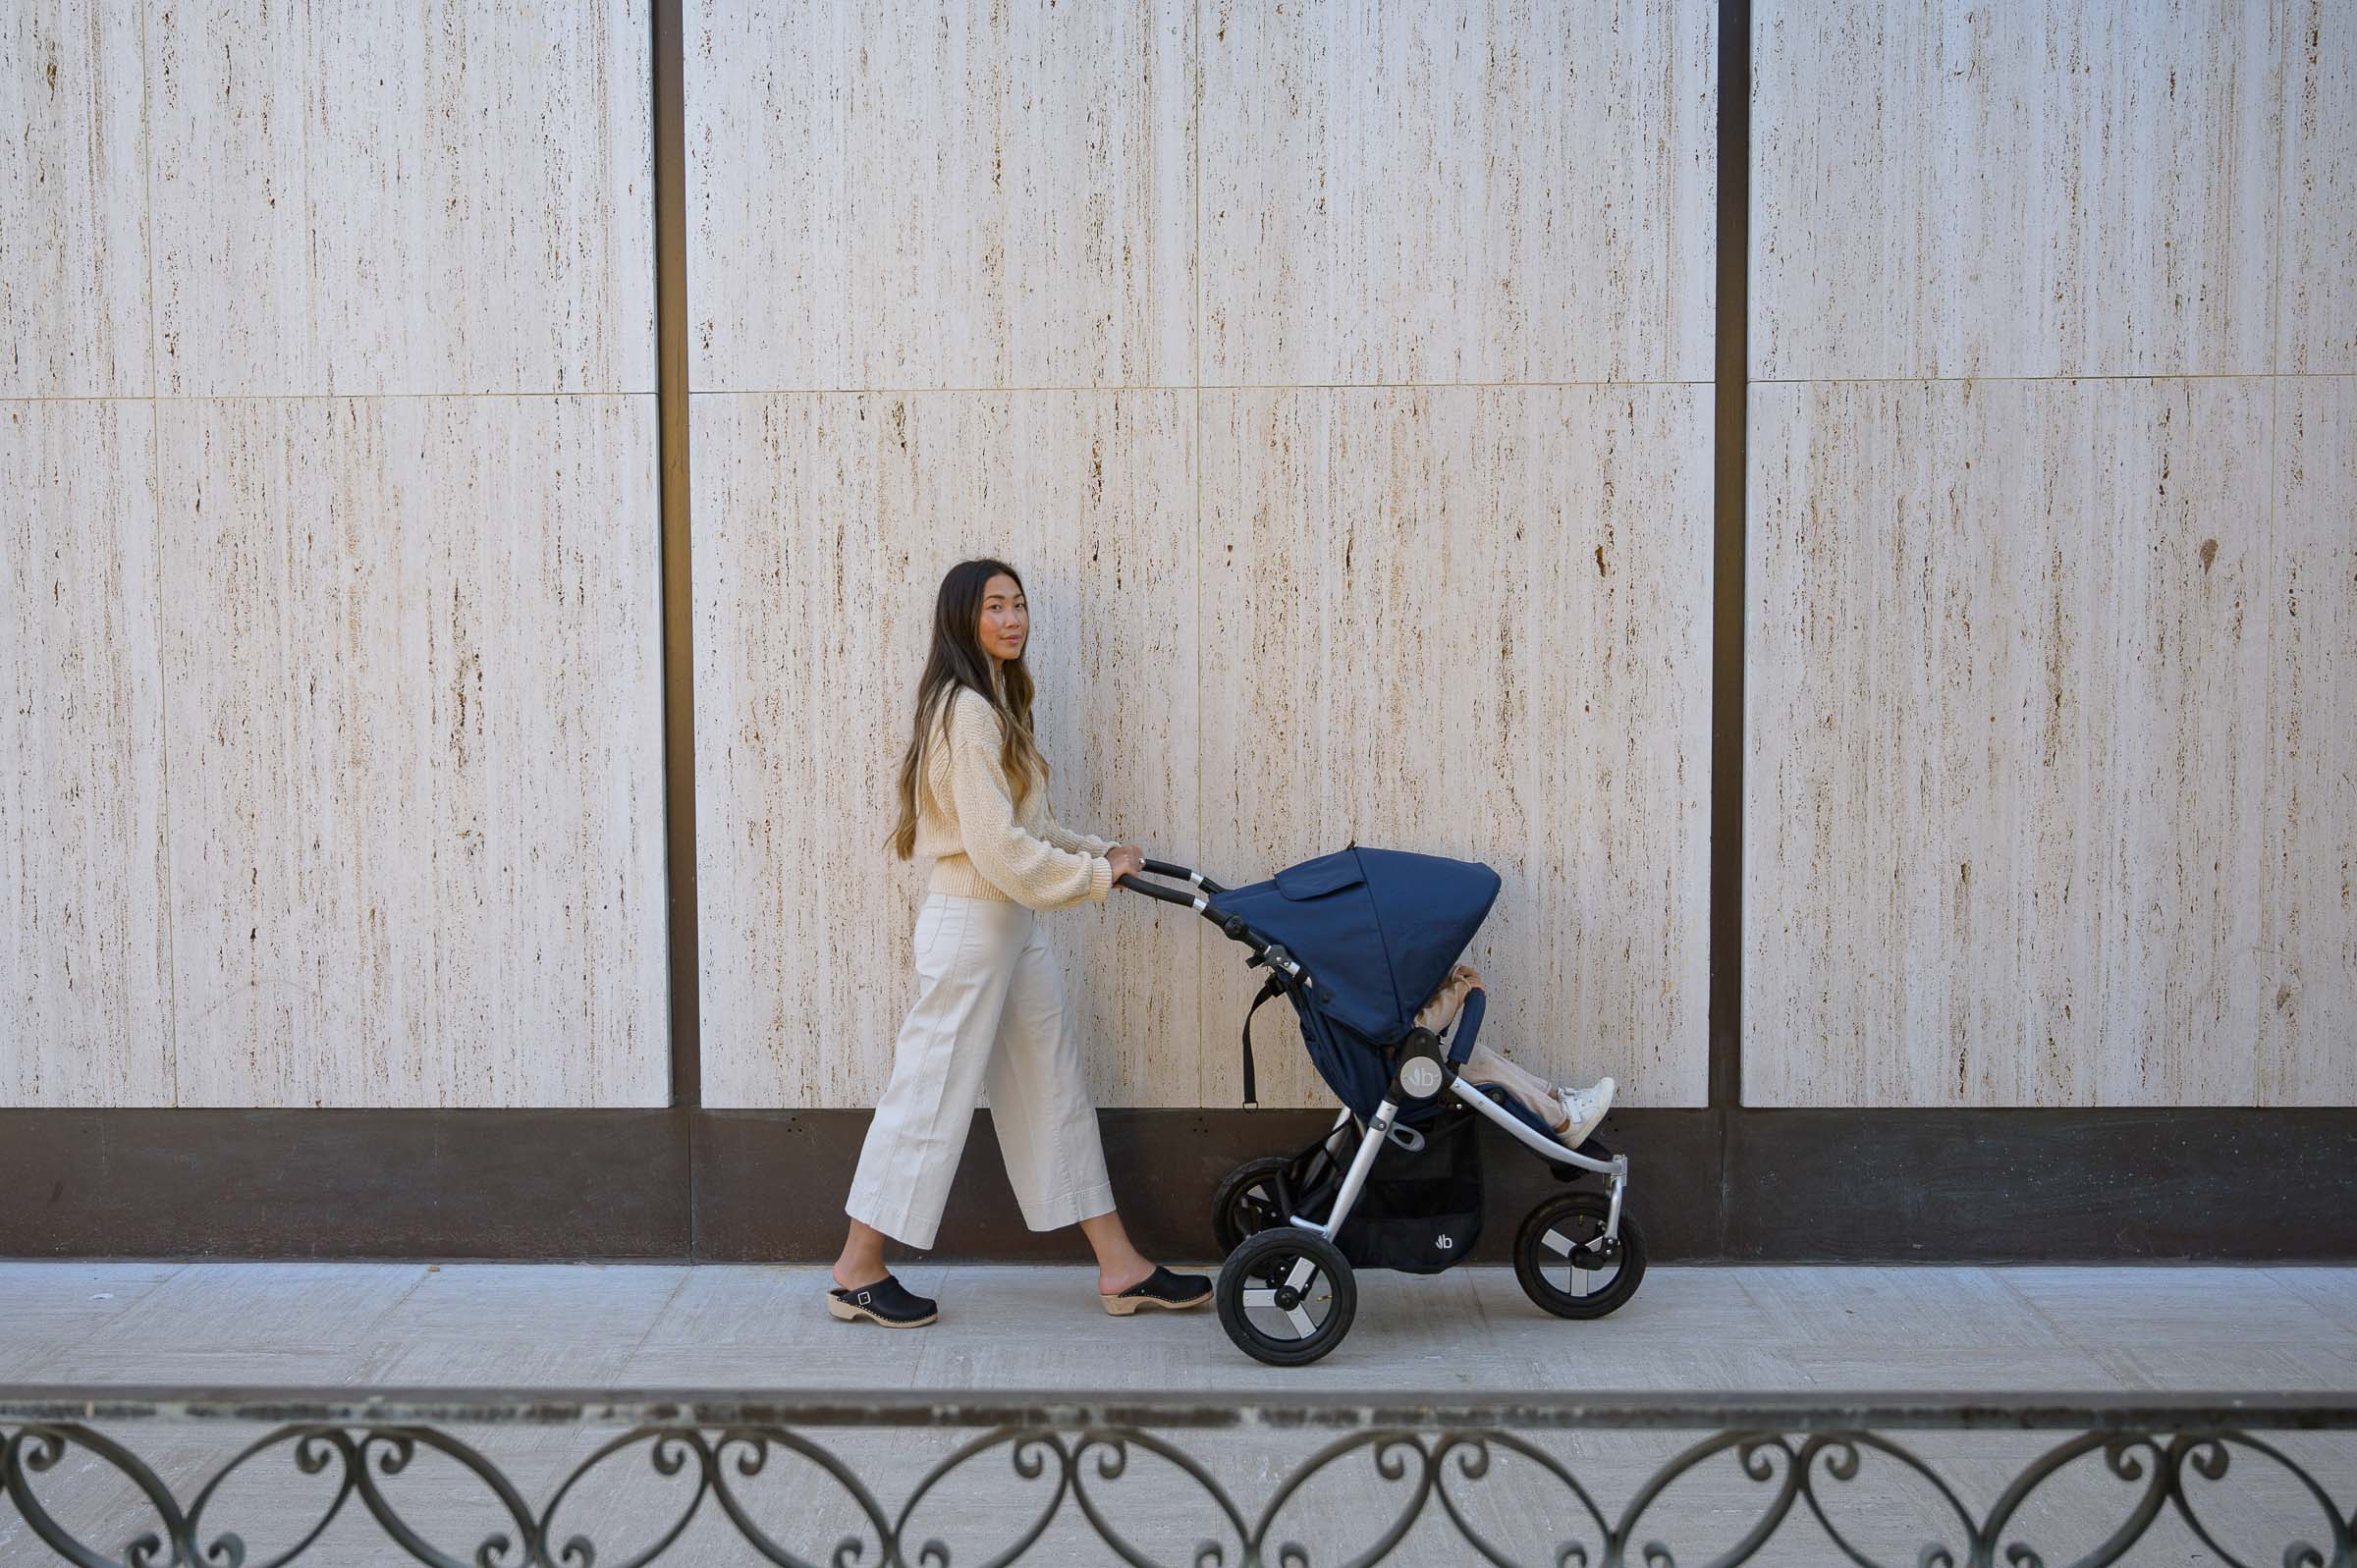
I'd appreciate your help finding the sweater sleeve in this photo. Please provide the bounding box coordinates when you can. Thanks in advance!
[1038,812,1115,859]
[944,693,1115,910]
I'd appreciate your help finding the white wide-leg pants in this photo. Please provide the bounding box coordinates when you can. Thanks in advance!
[844,891,1117,1250]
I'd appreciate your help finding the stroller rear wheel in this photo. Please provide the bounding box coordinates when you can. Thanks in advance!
[1211,1156,1294,1255]
[1216,1228,1357,1366]
[1513,1193,1646,1320]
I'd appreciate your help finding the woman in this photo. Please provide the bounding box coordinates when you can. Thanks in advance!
[829,558,1212,1328]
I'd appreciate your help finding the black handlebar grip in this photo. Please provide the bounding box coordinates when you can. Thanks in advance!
[1136,856,1228,896]
[1115,872,1202,908]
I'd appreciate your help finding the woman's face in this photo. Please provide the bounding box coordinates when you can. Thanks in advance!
[977,572,1028,667]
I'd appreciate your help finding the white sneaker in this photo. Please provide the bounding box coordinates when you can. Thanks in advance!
[1552,1076,1616,1147]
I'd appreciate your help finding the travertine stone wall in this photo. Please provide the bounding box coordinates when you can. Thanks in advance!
[16,0,2334,1118]
[156,397,667,1108]
[2,0,668,1107]
[1745,0,2355,1106]
[1195,388,1713,1108]
[1,402,170,1106]
[1750,0,2279,383]
[691,391,1201,1109]
[2267,378,2357,1106]
[690,0,1720,1109]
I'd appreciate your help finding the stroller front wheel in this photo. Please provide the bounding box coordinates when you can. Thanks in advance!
[1513,1193,1646,1320]
[1216,1227,1357,1366]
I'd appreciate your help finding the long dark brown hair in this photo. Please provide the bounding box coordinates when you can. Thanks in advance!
[887,558,1050,859]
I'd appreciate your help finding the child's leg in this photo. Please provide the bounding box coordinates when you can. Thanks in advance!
[1458,1042,1568,1130]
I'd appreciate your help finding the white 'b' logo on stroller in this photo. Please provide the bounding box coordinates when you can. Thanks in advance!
[1401,1058,1443,1098]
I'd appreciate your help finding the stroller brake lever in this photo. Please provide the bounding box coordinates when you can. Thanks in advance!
[1261,943,1305,984]
[1239,940,1305,987]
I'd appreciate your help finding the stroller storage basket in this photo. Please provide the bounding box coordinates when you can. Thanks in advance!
[1303,1105,1485,1274]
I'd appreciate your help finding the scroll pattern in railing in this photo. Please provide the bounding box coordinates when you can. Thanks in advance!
[1,1389,2349,1567]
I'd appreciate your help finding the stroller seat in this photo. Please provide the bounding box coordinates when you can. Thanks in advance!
[1434,989,1574,1141]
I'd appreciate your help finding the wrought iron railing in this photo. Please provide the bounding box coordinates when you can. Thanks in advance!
[1,1386,2350,1567]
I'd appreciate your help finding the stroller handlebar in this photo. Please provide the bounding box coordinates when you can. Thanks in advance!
[1114,856,1228,906]
[1139,857,1227,895]
[1116,857,1302,981]
[1113,870,1208,910]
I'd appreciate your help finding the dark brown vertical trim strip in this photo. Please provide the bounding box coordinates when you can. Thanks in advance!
[1708,0,1752,1110]
[652,0,698,1108]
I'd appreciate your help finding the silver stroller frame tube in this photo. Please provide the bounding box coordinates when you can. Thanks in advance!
[1291,1101,1398,1243]
[1446,1077,1630,1244]
[1290,1088,1629,1246]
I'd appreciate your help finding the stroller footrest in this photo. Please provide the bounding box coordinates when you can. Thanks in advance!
[1471,1079,1561,1141]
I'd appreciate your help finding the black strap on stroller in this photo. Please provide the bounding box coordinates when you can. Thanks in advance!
[1111,855,1297,1112]
[1238,971,1286,1110]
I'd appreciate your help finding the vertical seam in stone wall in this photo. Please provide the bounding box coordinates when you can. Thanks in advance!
[2260,373,2279,1108]
[1193,0,1208,1106]
[1708,0,1751,1112]
[142,0,183,1108]
[653,0,699,1110]
[2264,2,2287,1107]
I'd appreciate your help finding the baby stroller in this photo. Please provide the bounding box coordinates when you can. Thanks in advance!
[1119,846,1643,1366]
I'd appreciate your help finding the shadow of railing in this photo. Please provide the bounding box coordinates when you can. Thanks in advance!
[3,1387,2351,1566]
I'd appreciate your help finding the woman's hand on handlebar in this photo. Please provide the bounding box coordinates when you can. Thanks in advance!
[1105,844,1145,882]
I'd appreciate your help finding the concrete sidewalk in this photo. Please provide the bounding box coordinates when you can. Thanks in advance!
[3,1262,2352,1565]
[6,1259,2353,1391]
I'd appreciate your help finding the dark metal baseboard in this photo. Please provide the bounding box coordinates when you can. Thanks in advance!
[0,1108,695,1260]
[4,1107,2353,1264]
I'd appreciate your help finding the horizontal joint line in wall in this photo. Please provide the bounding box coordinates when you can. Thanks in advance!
[685,378,1715,396]
[0,391,663,404]
[1747,371,2347,387]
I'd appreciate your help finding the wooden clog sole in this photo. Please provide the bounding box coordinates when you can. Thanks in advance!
[1101,1284,1212,1317]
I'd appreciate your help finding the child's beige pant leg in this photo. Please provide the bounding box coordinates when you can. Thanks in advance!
[1459,1041,1565,1128]
[983,913,1116,1231]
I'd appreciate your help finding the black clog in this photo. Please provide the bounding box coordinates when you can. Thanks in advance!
[827,1272,938,1328]
[1102,1264,1214,1316]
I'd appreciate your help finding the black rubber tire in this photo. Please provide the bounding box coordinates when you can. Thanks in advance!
[1513,1193,1646,1320]
[1217,1228,1357,1367]
[1211,1156,1295,1256]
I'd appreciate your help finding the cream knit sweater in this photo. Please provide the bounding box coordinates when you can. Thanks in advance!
[911,684,1117,910]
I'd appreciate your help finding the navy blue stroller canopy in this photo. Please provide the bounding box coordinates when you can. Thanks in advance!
[1211,846,1502,1045]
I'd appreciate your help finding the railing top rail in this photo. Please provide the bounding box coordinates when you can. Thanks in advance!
[4,1386,2354,1432]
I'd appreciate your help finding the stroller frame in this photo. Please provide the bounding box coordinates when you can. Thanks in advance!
[1119,857,1631,1250]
